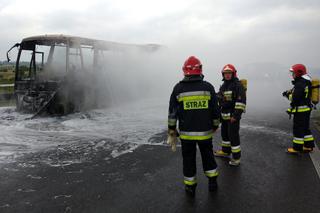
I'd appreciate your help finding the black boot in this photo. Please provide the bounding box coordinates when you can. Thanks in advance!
[208,177,217,192]
[185,185,196,197]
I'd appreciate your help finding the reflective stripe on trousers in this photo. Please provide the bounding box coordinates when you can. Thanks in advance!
[293,137,304,145]
[304,135,314,142]
[204,169,219,178]
[184,176,197,186]
[221,140,231,147]
[231,145,241,153]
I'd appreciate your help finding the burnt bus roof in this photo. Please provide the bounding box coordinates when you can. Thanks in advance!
[21,34,161,52]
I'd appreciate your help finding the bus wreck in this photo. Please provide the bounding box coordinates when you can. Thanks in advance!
[7,35,160,118]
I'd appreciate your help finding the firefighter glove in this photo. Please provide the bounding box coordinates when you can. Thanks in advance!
[167,129,178,152]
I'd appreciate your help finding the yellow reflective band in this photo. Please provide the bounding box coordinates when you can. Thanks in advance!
[299,108,311,112]
[304,137,314,142]
[293,139,304,145]
[177,91,211,100]
[183,99,209,110]
[221,113,231,120]
[231,148,241,153]
[235,102,246,110]
[184,176,197,186]
[289,94,293,101]
[231,145,241,153]
[287,106,311,113]
[235,102,246,106]
[305,86,309,98]
[184,180,197,186]
[223,91,233,101]
[221,141,231,147]
[222,118,231,120]
[180,134,213,140]
[205,170,219,178]
[168,118,177,126]
[235,106,246,110]
[291,108,310,112]
[213,119,220,126]
[178,95,211,102]
[180,130,213,140]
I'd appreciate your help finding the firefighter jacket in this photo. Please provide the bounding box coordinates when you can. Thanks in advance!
[168,75,220,140]
[218,77,246,121]
[286,75,312,113]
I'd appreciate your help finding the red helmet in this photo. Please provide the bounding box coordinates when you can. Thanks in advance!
[182,56,202,76]
[290,64,307,78]
[222,64,237,78]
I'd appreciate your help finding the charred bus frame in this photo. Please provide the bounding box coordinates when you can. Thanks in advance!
[7,34,159,117]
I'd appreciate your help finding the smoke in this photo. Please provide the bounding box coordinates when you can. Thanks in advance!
[89,42,320,116]
[56,40,320,115]
[77,45,182,108]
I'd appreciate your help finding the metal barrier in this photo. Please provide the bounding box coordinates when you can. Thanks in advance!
[0,84,14,100]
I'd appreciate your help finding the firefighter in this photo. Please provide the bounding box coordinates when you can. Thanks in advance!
[283,64,315,153]
[214,64,246,166]
[167,56,220,197]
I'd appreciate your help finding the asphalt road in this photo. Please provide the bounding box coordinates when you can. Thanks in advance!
[0,111,319,213]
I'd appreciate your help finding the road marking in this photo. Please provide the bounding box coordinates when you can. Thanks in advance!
[309,143,320,179]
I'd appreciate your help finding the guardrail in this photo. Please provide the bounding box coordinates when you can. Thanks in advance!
[0,83,14,87]
[0,83,14,100]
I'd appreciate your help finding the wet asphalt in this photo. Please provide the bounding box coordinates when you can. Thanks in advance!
[0,111,319,213]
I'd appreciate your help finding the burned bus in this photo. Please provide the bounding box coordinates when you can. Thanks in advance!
[7,35,160,118]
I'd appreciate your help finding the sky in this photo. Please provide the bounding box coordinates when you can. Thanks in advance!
[0,0,320,68]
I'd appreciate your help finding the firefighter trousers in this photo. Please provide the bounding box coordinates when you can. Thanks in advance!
[221,120,241,159]
[181,139,218,186]
[292,111,315,151]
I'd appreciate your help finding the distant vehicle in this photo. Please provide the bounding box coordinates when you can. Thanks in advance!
[7,34,160,118]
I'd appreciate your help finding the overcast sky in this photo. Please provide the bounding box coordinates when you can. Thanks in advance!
[0,0,320,68]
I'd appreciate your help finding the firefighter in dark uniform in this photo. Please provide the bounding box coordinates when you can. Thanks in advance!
[167,56,220,197]
[283,64,315,153]
[214,64,246,166]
